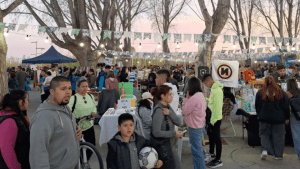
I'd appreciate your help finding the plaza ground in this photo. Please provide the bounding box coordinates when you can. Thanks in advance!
[26,90,300,169]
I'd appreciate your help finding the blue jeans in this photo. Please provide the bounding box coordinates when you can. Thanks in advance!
[290,113,300,158]
[188,127,206,169]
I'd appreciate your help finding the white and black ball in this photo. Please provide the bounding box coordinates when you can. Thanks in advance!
[139,147,158,169]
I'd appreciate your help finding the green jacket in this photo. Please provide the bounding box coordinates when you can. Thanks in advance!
[208,81,224,125]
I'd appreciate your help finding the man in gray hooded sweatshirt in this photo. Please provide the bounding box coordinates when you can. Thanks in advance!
[29,76,82,169]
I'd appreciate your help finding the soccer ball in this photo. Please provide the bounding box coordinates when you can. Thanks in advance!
[139,147,158,169]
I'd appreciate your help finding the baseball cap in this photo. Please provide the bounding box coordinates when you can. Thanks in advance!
[142,92,153,100]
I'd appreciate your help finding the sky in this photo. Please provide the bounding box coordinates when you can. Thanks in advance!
[4,1,208,62]
[6,0,280,63]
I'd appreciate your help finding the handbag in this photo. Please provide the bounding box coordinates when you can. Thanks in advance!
[290,98,300,120]
[150,108,175,169]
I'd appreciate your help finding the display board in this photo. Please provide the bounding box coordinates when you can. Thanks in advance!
[119,82,134,98]
[212,60,239,88]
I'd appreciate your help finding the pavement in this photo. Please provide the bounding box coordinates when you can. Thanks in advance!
[26,89,300,169]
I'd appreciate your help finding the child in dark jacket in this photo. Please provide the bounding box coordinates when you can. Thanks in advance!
[106,113,163,169]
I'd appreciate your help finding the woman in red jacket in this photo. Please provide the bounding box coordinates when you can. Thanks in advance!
[0,90,30,169]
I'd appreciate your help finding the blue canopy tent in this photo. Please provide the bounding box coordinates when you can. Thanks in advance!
[22,46,77,64]
[257,55,280,62]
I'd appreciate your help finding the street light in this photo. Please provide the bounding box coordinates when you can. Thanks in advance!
[25,35,30,40]
[100,44,104,48]
[176,42,180,48]
[252,44,256,49]
[4,31,9,36]
[119,43,123,49]
[139,43,142,49]
[44,37,49,43]
[80,42,84,47]
[157,43,161,48]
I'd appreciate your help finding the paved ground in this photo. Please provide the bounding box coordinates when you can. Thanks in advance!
[26,89,300,169]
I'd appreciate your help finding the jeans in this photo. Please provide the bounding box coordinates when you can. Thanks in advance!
[259,122,285,157]
[290,113,300,158]
[188,127,206,169]
[207,120,222,160]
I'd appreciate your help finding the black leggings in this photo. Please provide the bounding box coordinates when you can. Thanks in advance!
[82,127,96,160]
[207,120,222,160]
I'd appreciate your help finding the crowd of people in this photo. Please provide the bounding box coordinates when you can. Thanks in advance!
[1,62,300,169]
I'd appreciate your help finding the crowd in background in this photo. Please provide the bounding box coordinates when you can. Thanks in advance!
[2,61,300,169]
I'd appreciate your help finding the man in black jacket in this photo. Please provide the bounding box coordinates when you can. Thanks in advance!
[173,67,181,83]
[272,64,289,83]
[107,113,163,169]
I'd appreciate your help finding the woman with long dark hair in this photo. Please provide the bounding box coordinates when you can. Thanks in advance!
[255,76,290,160]
[182,77,206,169]
[286,79,300,159]
[118,66,128,82]
[0,90,30,168]
[151,85,182,169]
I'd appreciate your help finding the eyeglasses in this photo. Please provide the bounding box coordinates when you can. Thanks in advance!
[83,97,87,104]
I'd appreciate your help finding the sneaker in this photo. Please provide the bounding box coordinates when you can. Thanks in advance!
[41,91,45,95]
[210,154,216,158]
[208,159,223,168]
[261,150,268,160]
[274,156,283,160]
[203,150,211,163]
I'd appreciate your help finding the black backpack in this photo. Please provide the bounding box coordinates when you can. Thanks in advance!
[290,97,300,120]
[71,93,93,112]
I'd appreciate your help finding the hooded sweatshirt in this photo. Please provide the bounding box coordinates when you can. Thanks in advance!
[29,101,80,169]
[107,132,160,169]
[208,81,224,125]
[105,78,120,92]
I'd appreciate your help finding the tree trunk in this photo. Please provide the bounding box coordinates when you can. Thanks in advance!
[0,26,8,100]
[197,0,230,67]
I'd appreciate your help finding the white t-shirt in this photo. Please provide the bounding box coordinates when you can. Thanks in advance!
[49,70,57,77]
[43,76,54,87]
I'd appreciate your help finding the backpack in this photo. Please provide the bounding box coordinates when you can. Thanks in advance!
[290,97,300,120]
[71,93,93,112]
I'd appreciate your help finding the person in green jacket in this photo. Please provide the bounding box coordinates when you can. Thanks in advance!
[202,74,224,168]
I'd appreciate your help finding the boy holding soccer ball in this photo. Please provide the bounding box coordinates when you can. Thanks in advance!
[107,113,163,169]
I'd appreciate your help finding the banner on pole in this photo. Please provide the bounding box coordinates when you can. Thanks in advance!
[212,60,239,88]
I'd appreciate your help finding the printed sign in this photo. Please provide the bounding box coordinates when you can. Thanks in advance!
[117,99,131,109]
[104,57,113,66]
[212,60,239,88]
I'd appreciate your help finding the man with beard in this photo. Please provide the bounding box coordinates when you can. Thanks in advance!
[29,76,82,169]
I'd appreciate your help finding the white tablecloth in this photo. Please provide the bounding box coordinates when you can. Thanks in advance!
[98,108,183,147]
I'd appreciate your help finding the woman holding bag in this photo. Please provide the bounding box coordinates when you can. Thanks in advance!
[182,77,207,169]
[151,85,183,169]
